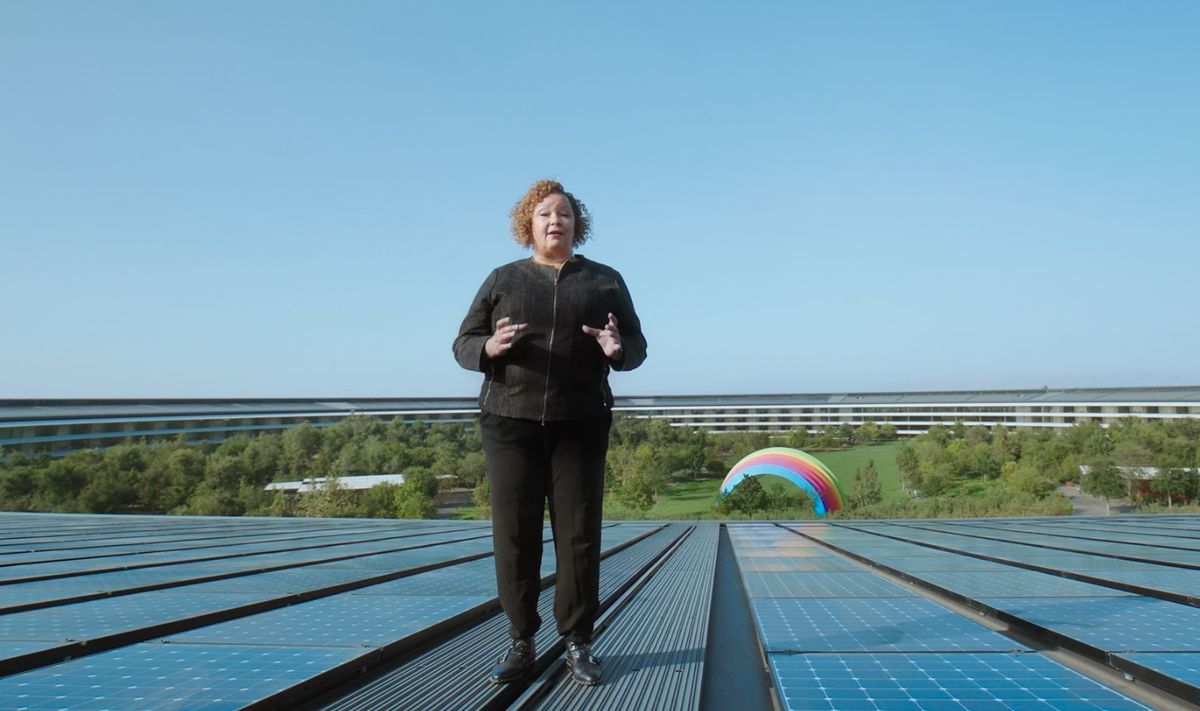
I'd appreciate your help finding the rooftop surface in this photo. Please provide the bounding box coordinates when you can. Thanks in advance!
[0,513,1197,710]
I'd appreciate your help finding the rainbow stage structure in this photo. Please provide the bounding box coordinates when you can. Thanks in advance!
[719,447,846,516]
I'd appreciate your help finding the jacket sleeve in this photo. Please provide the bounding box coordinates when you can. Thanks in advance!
[611,271,647,371]
[452,269,498,372]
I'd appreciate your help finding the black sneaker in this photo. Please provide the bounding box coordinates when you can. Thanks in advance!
[565,640,602,686]
[490,638,536,684]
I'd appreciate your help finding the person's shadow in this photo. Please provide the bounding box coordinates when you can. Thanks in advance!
[591,646,707,685]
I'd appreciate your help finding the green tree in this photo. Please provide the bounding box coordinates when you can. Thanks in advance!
[717,476,769,515]
[609,443,668,512]
[240,435,283,485]
[615,467,660,512]
[1082,458,1126,514]
[296,476,358,518]
[850,460,883,508]
[178,479,244,515]
[281,422,322,479]
[786,428,809,450]
[394,479,437,519]
[0,462,35,510]
[34,456,92,511]
[390,468,439,519]
[473,475,491,519]
[1150,464,1197,508]
[359,482,402,517]
[895,444,920,492]
[1006,461,1056,497]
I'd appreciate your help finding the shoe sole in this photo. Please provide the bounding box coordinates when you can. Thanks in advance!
[489,666,534,685]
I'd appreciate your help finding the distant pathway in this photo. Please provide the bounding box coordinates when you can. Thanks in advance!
[1056,483,1127,515]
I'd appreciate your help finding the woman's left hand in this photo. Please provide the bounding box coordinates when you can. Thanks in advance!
[582,312,623,361]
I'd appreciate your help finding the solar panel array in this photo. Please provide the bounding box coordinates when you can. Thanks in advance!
[0,514,658,709]
[728,524,1157,710]
[782,515,1200,708]
[0,512,1198,709]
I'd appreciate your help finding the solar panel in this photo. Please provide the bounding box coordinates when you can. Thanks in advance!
[0,643,366,710]
[2,513,1199,710]
[753,598,1026,653]
[346,560,497,597]
[951,522,1200,551]
[984,597,1200,651]
[0,591,276,643]
[1097,569,1200,597]
[914,571,1132,598]
[1112,652,1200,693]
[742,572,917,599]
[158,566,385,596]
[866,555,1011,573]
[163,594,492,647]
[769,653,1151,710]
[736,556,862,573]
[0,570,193,607]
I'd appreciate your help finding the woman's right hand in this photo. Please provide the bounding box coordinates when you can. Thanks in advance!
[485,317,528,359]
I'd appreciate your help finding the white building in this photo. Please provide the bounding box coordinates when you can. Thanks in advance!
[3,385,1199,456]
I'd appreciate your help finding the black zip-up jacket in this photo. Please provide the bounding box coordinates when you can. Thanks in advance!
[453,255,647,421]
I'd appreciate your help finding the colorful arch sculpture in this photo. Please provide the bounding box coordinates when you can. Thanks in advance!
[719,447,845,516]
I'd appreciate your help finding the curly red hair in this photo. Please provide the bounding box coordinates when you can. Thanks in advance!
[509,179,592,248]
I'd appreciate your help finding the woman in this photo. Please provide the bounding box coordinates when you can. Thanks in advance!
[453,179,647,687]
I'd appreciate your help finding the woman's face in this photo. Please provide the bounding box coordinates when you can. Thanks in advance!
[530,193,575,260]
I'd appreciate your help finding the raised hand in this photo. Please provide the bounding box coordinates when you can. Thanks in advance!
[582,312,623,361]
[485,317,528,358]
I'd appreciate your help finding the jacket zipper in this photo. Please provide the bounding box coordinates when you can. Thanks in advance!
[483,363,494,408]
[540,265,561,424]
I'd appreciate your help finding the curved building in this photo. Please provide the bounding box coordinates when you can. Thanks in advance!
[2,385,1199,456]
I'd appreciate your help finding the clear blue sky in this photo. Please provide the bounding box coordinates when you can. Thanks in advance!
[3,2,1197,398]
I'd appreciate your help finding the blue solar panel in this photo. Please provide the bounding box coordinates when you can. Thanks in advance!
[0,643,366,710]
[1,535,488,581]
[769,653,1151,710]
[0,570,195,609]
[165,594,492,646]
[914,571,1132,598]
[1100,569,1200,597]
[0,592,275,643]
[753,598,1026,653]
[985,597,1200,651]
[0,528,395,565]
[737,556,862,573]
[163,566,382,595]
[924,528,1200,566]
[0,641,56,658]
[870,556,1013,572]
[1113,652,1200,691]
[317,540,495,570]
[348,560,498,596]
[940,521,1195,550]
[967,523,1200,551]
[742,572,917,599]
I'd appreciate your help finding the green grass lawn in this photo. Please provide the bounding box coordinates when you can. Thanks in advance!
[812,441,904,503]
[604,441,905,519]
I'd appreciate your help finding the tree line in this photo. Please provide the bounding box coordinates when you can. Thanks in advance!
[0,417,484,518]
[9,414,1191,521]
[0,414,901,520]
[886,418,1200,518]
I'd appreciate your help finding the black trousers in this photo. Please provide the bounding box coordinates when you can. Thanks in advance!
[480,411,611,643]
